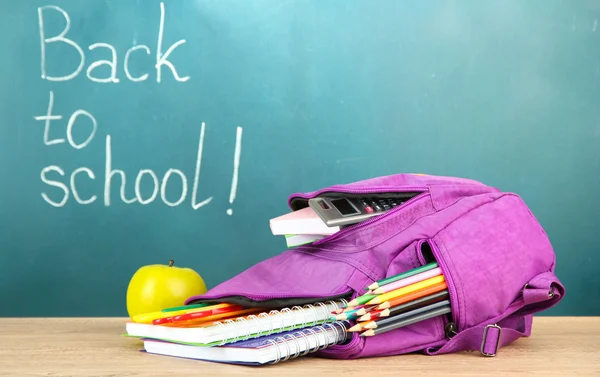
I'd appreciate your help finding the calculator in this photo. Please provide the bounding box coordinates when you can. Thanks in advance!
[308,195,410,227]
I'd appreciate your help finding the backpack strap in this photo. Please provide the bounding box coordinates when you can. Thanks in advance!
[425,270,564,357]
[425,314,532,357]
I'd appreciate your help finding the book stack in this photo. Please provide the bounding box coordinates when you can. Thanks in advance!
[125,299,351,365]
[269,206,340,247]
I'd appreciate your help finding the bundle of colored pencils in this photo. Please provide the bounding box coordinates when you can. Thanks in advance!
[331,262,452,336]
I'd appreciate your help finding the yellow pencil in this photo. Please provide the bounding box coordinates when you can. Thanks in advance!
[347,323,364,332]
[365,275,445,305]
[132,303,237,324]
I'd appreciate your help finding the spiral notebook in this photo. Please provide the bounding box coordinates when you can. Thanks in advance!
[143,321,350,365]
[125,299,348,347]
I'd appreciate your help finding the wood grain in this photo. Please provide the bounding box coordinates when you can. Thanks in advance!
[0,317,598,377]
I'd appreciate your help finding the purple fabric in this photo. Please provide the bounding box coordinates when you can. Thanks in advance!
[186,173,565,359]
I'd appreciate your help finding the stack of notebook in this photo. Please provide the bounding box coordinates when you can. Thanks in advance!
[125,300,351,365]
[125,262,452,365]
[269,206,339,247]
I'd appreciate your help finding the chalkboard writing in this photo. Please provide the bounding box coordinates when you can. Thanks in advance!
[33,2,243,214]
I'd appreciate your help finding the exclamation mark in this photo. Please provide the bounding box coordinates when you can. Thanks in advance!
[227,126,243,215]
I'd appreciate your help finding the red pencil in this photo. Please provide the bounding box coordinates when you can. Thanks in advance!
[153,304,243,325]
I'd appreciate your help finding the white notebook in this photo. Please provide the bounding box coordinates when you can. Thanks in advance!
[143,321,349,365]
[269,206,340,236]
[126,299,348,347]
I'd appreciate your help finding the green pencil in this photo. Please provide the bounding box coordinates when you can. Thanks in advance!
[347,293,378,307]
[367,262,439,291]
[161,303,211,312]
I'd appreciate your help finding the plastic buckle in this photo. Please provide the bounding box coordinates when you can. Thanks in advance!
[480,324,502,357]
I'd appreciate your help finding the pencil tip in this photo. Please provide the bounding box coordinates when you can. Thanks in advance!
[361,330,375,337]
[347,299,358,307]
[367,283,378,290]
[366,298,379,305]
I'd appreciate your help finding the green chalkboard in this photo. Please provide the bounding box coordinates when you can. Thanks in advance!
[1,0,599,316]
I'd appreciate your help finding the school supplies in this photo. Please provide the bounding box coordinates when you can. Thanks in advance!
[366,275,446,305]
[347,293,378,307]
[269,206,339,236]
[284,234,326,247]
[132,302,240,324]
[376,281,448,310]
[361,304,452,337]
[371,267,443,294]
[126,299,348,346]
[362,300,450,330]
[161,173,566,361]
[367,261,439,291]
[142,321,350,365]
[359,290,449,321]
[161,303,211,313]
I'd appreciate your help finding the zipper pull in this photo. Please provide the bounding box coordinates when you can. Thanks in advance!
[445,321,458,339]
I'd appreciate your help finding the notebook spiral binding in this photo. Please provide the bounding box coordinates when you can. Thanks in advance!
[266,321,350,364]
[213,299,349,346]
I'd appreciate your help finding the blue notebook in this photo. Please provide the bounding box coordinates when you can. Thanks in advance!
[142,321,350,365]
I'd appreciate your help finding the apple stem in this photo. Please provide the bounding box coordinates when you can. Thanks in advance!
[169,260,174,267]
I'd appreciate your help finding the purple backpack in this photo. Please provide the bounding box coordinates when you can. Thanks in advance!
[186,173,565,358]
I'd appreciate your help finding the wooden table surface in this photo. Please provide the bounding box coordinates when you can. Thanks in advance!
[0,317,598,376]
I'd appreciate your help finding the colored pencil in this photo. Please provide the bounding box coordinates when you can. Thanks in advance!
[169,308,264,326]
[347,322,365,332]
[133,302,239,324]
[357,309,385,322]
[367,262,439,290]
[343,304,367,313]
[372,267,443,294]
[372,290,449,320]
[161,303,211,312]
[376,281,448,310]
[160,305,245,324]
[365,275,445,305]
[363,300,450,329]
[334,308,362,320]
[354,305,378,316]
[347,293,378,307]
[361,304,452,336]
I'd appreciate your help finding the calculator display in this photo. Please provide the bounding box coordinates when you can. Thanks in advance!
[330,198,360,216]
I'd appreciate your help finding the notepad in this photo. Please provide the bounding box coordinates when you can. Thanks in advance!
[269,206,339,236]
[142,321,349,365]
[284,234,326,247]
[126,300,347,346]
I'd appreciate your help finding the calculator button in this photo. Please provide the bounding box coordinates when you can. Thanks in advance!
[383,204,391,210]
[365,206,374,213]
[373,204,382,211]
[359,199,369,208]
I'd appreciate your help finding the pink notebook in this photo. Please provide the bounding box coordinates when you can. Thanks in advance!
[269,206,340,236]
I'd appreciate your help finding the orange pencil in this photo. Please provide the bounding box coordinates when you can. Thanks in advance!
[166,308,265,326]
[135,302,240,324]
[347,322,365,332]
[366,275,445,305]
[376,281,448,310]
[153,304,245,325]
